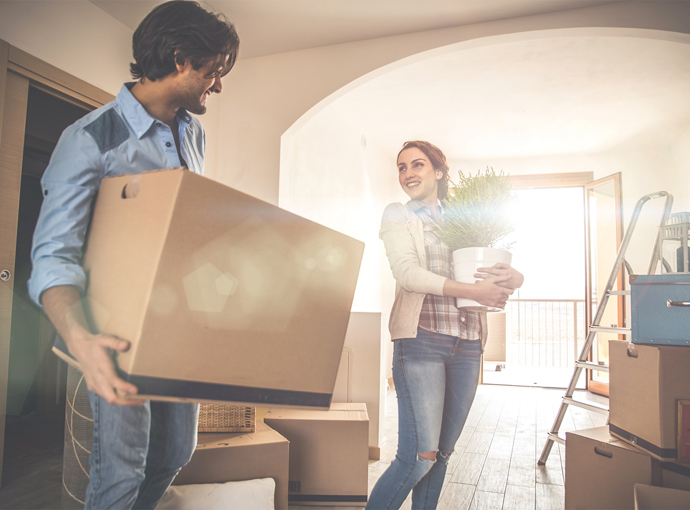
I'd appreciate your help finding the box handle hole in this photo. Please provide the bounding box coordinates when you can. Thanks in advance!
[121,176,141,199]
[594,446,613,458]
[627,344,639,358]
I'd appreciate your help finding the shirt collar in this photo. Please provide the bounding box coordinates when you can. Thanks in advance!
[407,199,444,215]
[116,83,193,139]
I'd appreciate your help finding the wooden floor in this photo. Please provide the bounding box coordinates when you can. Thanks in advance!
[0,384,607,510]
[366,384,607,510]
[0,413,63,509]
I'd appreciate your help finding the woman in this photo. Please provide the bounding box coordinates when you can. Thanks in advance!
[367,141,523,510]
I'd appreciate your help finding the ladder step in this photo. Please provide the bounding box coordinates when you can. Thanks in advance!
[547,432,566,445]
[575,361,609,372]
[589,325,631,334]
[608,290,630,296]
[563,397,609,415]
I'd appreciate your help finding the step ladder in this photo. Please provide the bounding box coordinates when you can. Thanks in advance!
[537,191,673,465]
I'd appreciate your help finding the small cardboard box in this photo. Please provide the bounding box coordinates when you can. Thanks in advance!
[173,421,289,510]
[53,169,364,408]
[565,426,660,510]
[609,340,690,461]
[630,274,690,346]
[634,484,690,510]
[264,403,369,506]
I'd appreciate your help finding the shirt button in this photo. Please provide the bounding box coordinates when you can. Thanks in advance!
[166,142,172,147]
[156,122,162,127]
[461,317,466,323]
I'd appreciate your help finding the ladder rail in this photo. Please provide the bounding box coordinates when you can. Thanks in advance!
[537,191,673,466]
[590,192,672,329]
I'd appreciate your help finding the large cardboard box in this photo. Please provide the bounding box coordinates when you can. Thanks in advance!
[53,169,364,408]
[565,426,660,509]
[634,484,690,510]
[173,421,289,510]
[264,403,369,506]
[609,340,690,461]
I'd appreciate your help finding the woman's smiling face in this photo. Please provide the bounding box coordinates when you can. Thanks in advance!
[397,147,441,205]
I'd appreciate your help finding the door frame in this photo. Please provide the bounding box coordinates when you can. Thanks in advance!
[584,173,624,397]
[0,39,112,486]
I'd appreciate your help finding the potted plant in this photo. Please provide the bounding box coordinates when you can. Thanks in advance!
[441,167,516,312]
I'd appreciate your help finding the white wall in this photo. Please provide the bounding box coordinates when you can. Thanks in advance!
[0,1,131,96]
[0,0,224,175]
[279,101,400,313]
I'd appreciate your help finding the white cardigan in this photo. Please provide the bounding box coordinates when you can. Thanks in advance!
[379,202,488,349]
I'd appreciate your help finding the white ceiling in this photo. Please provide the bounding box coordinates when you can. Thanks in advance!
[90,0,617,59]
[89,1,690,164]
[330,34,690,161]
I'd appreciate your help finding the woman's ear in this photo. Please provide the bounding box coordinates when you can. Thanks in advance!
[436,170,443,181]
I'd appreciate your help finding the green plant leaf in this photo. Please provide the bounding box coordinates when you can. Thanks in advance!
[440,167,517,250]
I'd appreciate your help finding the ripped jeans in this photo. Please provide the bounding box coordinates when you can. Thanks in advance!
[366,328,481,510]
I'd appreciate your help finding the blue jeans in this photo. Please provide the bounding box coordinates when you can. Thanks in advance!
[367,328,481,510]
[85,392,199,509]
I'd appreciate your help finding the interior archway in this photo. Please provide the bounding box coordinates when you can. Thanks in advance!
[279,27,690,315]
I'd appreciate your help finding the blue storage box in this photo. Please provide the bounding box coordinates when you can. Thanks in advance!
[631,274,690,346]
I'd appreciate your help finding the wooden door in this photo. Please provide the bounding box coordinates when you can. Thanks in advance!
[0,52,30,488]
[0,39,112,486]
[584,173,624,397]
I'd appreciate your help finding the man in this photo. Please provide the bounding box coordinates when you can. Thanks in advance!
[27,2,239,508]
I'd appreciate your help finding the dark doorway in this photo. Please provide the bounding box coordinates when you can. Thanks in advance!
[2,85,90,505]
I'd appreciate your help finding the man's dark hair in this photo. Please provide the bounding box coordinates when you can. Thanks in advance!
[130,0,240,81]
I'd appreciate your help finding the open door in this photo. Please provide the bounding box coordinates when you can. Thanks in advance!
[0,39,111,486]
[584,173,624,397]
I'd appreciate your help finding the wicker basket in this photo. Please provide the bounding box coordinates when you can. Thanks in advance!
[62,365,93,509]
[198,404,255,433]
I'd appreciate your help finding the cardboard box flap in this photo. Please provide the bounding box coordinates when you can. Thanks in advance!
[266,403,369,422]
[634,484,690,510]
[566,426,641,453]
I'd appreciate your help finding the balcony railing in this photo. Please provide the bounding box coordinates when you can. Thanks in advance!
[505,299,586,369]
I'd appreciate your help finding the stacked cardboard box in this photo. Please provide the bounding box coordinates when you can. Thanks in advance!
[608,341,690,462]
[565,426,661,510]
[174,421,290,509]
[565,274,690,508]
[634,484,690,510]
[265,403,369,506]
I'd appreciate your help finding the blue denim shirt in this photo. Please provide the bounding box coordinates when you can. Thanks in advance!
[28,83,205,307]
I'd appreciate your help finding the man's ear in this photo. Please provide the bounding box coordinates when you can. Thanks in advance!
[174,51,188,73]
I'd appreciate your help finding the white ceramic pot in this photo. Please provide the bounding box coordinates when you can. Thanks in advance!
[452,247,512,312]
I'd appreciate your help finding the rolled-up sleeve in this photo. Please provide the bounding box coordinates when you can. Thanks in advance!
[379,202,446,296]
[27,124,103,307]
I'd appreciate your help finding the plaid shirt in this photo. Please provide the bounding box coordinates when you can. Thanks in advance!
[409,200,481,340]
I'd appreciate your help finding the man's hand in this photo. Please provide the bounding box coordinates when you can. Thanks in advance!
[475,263,524,290]
[42,286,143,405]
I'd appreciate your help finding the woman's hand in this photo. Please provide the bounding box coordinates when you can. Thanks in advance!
[475,263,524,290]
[471,276,514,308]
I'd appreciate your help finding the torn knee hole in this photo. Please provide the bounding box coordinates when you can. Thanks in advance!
[418,451,437,462]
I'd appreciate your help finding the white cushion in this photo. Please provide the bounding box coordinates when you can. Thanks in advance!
[156,478,275,510]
